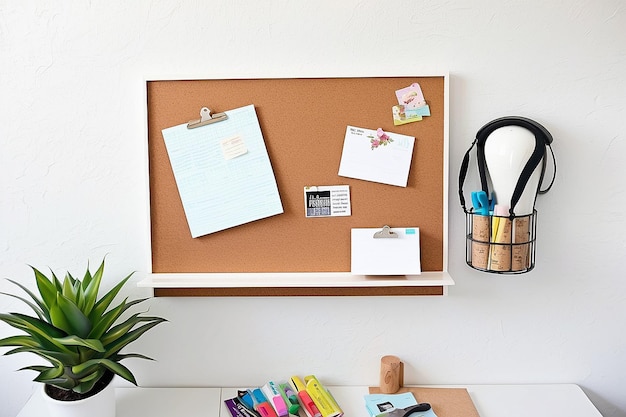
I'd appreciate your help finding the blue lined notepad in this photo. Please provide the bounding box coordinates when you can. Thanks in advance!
[162,104,283,238]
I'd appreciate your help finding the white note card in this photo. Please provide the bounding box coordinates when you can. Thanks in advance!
[162,104,283,238]
[351,227,421,275]
[338,126,415,187]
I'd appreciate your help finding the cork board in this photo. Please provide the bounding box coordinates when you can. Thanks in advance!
[368,386,480,417]
[147,77,445,278]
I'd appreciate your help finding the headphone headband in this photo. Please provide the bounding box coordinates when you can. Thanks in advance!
[476,116,553,145]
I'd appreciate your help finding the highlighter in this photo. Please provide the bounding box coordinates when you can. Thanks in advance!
[262,381,288,417]
[279,383,301,415]
[290,376,322,417]
[249,388,278,417]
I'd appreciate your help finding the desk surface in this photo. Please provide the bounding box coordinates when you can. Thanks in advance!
[16,384,602,417]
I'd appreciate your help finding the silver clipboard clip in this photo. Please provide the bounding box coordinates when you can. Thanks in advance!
[187,107,228,129]
[373,225,398,239]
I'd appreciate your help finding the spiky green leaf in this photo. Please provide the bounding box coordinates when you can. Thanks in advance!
[73,358,137,386]
[1,313,65,338]
[104,320,165,358]
[0,313,74,354]
[5,279,50,321]
[50,270,63,292]
[31,267,58,310]
[73,370,105,393]
[62,275,74,300]
[82,259,106,317]
[88,298,147,339]
[0,291,47,322]
[65,272,77,286]
[81,265,93,290]
[88,272,133,323]
[50,293,91,337]
[53,335,104,352]
[4,346,80,365]
[45,377,77,390]
[113,353,155,362]
[33,363,65,382]
[101,314,165,346]
[0,335,39,348]
[18,365,50,372]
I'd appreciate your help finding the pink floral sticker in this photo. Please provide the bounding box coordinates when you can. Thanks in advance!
[369,128,394,150]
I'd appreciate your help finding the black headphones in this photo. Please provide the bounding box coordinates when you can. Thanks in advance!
[476,116,553,146]
[459,116,556,216]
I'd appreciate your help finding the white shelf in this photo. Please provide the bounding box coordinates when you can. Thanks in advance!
[138,271,454,289]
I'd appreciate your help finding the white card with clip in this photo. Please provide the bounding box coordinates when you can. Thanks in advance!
[351,226,421,275]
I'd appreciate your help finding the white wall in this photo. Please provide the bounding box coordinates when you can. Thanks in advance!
[1,1,625,416]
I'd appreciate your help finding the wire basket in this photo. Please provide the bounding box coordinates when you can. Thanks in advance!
[465,210,537,274]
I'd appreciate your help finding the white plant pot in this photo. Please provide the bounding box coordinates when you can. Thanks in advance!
[41,379,116,417]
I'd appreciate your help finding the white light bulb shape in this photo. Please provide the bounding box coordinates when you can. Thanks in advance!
[484,125,544,216]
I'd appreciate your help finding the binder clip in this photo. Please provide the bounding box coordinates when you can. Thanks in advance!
[373,225,398,239]
[187,107,228,129]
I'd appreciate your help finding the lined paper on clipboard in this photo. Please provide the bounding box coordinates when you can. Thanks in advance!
[162,104,283,238]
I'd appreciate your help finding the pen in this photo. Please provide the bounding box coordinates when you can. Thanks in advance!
[290,376,322,417]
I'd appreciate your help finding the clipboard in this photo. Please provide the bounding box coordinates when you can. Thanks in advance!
[161,104,283,238]
[351,226,421,275]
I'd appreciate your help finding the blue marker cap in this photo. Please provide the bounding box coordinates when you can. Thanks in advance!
[252,388,268,404]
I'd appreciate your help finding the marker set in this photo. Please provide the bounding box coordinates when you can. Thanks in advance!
[224,375,343,417]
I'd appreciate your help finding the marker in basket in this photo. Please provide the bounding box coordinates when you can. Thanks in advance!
[489,205,512,272]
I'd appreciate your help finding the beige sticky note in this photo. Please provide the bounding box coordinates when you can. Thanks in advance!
[221,135,247,160]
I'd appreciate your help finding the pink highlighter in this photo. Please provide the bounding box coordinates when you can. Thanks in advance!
[262,382,288,417]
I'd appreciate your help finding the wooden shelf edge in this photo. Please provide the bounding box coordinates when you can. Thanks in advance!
[137,271,453,297]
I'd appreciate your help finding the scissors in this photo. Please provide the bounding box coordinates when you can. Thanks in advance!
[383,403,432,417]
[471,191,491,215]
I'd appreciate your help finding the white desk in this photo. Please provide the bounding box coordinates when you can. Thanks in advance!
[16,387,222,417]
[16,384,602,417]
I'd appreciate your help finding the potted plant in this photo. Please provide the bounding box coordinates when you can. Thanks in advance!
[0,259,166,417]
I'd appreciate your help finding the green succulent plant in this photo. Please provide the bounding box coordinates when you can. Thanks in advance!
[0,259,166,395]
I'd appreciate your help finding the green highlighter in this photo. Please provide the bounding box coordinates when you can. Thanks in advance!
[279,383,301,415]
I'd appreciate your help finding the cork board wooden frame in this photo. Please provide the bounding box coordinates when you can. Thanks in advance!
[141,75,451,296]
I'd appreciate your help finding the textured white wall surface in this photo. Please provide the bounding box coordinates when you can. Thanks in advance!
[1,1,625,416]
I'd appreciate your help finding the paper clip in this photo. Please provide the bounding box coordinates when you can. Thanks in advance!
[187,107,228,129]
[373,225,398,239]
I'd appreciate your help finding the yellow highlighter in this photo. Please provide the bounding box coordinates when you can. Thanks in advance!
[488,208,500,270]
[490,205,512,271]
[290,376,321,417]
[303,375,343,417]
